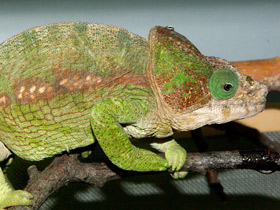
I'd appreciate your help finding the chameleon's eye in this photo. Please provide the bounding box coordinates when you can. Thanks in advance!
[223,83,233,91]
[209,69,238,100]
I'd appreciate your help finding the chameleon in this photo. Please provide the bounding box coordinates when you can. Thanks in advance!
[0,22,267,208]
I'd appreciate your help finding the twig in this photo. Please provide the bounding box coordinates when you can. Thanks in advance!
[9,150,280,210]
[180,150,280,173]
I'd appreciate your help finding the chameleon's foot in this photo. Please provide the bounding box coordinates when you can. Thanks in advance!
[151,140,187,178]
[81,150,92,158]
[113,147,169,172]
[0,190,33,209]
[171,171,188,179]
[164,144,186,172]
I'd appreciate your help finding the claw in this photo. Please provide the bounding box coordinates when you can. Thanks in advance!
[171,171,188,179]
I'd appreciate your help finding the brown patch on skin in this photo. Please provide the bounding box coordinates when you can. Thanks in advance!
[58,73,103,92]
[54,69,104,92]
[10,70,149,104]
[154,64,211,112]
[13,78,56,103]
[112,72,150,87]
[159,71,210,111]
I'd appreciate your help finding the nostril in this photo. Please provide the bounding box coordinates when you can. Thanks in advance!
[246,76,255,85]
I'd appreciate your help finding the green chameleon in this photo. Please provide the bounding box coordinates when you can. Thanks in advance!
[0,22,267,208]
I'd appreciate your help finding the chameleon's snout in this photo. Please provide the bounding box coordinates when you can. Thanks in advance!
[217,73,269,122]
[243,75,268,101]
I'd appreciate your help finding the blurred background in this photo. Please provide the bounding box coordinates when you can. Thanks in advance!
[1,0,279,61]
[1,0,280,209]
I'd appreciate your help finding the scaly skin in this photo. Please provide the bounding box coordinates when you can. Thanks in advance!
[0,22,150,161]
[0,22,268,208]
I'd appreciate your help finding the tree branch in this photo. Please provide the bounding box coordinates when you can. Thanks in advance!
[9,154,119,210]
[9,149,280,210]
[180,150,280,173]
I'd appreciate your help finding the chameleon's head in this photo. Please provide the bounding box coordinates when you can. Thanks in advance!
[148,26,268,131]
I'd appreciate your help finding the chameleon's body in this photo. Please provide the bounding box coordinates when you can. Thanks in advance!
[0,23,151,161]
[0,22,267,208]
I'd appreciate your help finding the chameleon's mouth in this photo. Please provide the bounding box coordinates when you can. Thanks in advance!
[210,97,266,108]
[226,98,267,119]
[254,99,267,106]
[242,98,267,107]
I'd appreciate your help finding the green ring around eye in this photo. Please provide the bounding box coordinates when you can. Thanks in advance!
[209,69,239,100]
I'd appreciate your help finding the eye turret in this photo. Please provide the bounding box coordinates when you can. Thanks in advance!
[209,69,238,100]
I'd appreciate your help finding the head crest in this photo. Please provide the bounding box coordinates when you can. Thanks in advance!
[148,26,213,112]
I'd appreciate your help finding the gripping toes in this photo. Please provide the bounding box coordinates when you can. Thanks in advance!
[165,146,187,172]
[151,140,187,173]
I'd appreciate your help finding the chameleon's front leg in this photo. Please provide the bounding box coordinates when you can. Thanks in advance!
[90,98,169,172]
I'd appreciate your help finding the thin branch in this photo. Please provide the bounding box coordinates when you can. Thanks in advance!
[180,150,280,174]
[9,149,280,210]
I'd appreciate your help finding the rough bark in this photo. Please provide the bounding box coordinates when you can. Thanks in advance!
[9,150,280,210]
